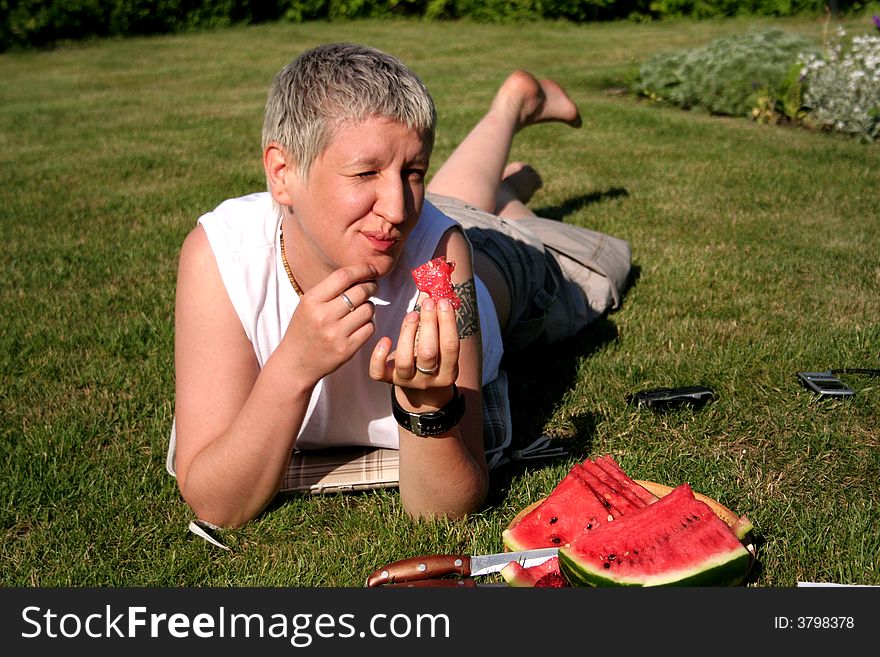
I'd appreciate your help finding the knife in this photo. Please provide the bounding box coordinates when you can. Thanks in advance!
[365,547,558,587]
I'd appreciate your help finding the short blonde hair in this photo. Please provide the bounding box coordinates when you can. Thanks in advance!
[262,43,436,179]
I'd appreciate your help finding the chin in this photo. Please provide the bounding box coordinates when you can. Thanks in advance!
[368,256,399,279]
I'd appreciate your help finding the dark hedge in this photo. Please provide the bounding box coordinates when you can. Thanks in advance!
[0,0,867,51]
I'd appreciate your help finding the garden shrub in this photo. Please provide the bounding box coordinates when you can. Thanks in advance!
[634,28,819,117]
[634,20,880,141]
[800,26,880,141]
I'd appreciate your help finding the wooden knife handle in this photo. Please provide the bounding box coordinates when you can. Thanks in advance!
[365,554,471,587]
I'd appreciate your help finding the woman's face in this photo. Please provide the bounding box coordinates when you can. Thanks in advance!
[279,116,431,282]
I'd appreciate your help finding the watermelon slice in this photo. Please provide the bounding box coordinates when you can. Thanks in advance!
[500,557,564,587]
[557,483,752,587]
[411,257,460,309]
[502,464,617,551]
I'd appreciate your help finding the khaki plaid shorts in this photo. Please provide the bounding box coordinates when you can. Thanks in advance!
[427,193,631,352]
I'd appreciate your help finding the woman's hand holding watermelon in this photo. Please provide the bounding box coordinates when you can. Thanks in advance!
[369,295,461,411]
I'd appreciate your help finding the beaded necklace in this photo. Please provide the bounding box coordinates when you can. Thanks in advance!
[279,226,304,297]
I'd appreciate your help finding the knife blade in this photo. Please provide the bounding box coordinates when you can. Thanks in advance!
[365,547,558,587]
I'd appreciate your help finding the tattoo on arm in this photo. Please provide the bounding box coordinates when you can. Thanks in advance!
[453,278,478,339]
[413,279,479,340]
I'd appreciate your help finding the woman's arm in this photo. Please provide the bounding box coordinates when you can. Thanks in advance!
[370,227,489,519]
[173,226,313,527]
[173,225,380,527]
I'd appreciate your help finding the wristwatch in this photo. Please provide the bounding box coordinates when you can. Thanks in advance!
[391,385,466,437]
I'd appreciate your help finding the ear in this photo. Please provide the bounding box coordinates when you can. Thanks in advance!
[263,143,299,207]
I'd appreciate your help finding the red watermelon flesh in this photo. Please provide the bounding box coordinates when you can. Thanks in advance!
[558,483,751,587]
[411,257,460,309]
[502,464,617,551]
[500,556,562,587]
[578,461,644,515]
[535,572,570,587]
[592,455,659,505]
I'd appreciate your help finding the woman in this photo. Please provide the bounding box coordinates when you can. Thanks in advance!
[171,43,630,528]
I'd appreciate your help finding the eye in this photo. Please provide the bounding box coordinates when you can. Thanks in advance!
[357,170,379,178]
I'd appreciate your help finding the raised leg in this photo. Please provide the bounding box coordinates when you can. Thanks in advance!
[427,70,581,214]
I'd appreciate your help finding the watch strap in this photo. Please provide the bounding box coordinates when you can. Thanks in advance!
[391,384,465,437]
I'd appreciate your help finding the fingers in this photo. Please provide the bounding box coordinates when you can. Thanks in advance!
[414,299,440,372]
[286,265,379,382]
[296,264,378,326]
[369,298,460,389]
[413,297,459,379]
[369,336,394,382]
[318,265,379,318]
[394,310,421,378]
[436,298,460,367]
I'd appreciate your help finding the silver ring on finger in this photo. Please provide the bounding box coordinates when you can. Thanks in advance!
[415,363,439,375]
[340,293,355,313]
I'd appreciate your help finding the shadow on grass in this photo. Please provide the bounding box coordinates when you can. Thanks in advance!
[532,187,630,222]
[485,315,624,508]
[485,241,641,507]
[743,530,764,586]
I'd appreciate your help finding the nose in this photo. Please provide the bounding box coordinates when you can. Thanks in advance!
[374,174,410,226]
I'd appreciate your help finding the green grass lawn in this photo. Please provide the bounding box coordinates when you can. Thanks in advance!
[1,15,878,587]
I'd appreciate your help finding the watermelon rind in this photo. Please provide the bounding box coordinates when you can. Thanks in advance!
[558,543,751,587]
[732,515,755,541]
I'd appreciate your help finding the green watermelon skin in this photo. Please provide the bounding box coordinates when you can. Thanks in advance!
[731,514,755,541]
[557,483,751,587]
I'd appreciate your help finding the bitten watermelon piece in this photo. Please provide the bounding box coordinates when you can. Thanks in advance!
[411,257,460,309]
[500,557,564,587]
[502,464,616,551]
[558,483,751,587]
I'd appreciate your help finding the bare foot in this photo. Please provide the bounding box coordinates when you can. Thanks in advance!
[502,162,543,205]
[494,162,543,218]
[493,70,582,132]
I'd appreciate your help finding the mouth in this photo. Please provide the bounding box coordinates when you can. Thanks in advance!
[362,232,399,253]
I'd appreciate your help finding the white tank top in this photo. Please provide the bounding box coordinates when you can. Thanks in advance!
[198,192,502,449]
